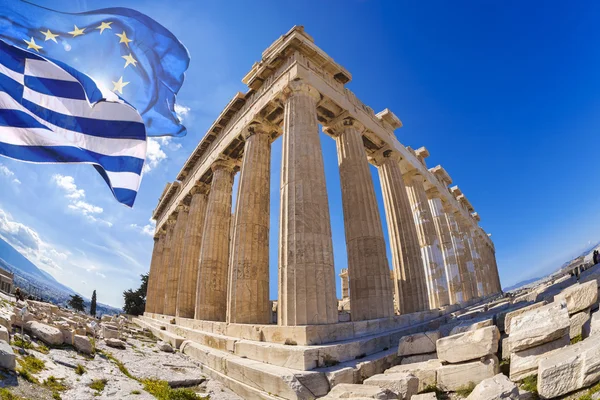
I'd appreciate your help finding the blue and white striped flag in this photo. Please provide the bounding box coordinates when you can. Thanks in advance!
[0,39,146,207]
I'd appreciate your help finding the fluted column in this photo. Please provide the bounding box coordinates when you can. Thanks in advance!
[427,189,463,304]
[278,80,337,326]
[455,213,480,298]
[474,231,492,296]
[340,269,349,300]
[489,245,502,293]
[155,218,176,314]
[164,205,189,316]
[145,231,165,314]
[329,117,394,321]
[444,206,474,302]
[176,184,209,318]
[376,151,429,314]
[227,126,271,324]
[195,160,235,321]
[404,171,450,308]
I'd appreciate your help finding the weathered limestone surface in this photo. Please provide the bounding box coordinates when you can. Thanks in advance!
[509,335,569,382]
[428,191,462,304]
[73,334,93,355]
[154,221,175,314]
[466,373,519,400]
[195,160,235,322]
[436,355,499,391]
[400,353,437,365]
[385,359,442,391]
[377,152,429,314]
[445,207,474,303]
[436,326,500,363]
[555,281,598,315]
[508,301,570,352]
[332,118,394,321]
[503,301,547,334]
[405,171,449,308]
[455,213,480,298]
[25,321,63,346]
[397,330,440,357]
[339,269,349,300]
[322,383,396,399]
[278,80,337,326]
[570,309,591,338]
[412,394,437,400]
[448,318,493,336]
[363,372,418,399]
[176,185,208,318]
[164,205,189,316]
[227,127,271,324]
[538,336,600,398]
[0,340,15,370]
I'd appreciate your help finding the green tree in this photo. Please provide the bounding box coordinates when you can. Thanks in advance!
[68,294,85,312]
[123,273,148,316]
[90,290,97,317]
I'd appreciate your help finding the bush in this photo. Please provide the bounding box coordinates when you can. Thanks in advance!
[88,378,108,395]
[74,364,86,375]
[141,379,206,400]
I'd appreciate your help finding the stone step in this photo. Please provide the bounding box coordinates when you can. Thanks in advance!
[135,311,447,372]
[181,340,330,400]
[132,317,185,349]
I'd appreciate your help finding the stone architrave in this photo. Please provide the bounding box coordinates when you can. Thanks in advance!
[195,160,235,322]
[278,80,337,325]
[163,205,189,316]
[404,171,450,308]
[376,150,429,314]
[329,117,393,321]
[176,183,209,318]
[455,213,480,298]
[427,188,462,304]
[227,126,271,324]
[154,218,176,314]
[145,231,164,314]
[444,205,474,302]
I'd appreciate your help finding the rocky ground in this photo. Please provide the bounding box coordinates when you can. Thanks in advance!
[321,264,600,400]
[0,294,241,400]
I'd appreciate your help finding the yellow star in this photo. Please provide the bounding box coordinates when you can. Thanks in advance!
[40,29,59,43]
[115,31,132,47]
[121,53,138,69]
[69,25,85,37]
[96,21,113,34]
[23,37,42,52]
[112,76,130,94]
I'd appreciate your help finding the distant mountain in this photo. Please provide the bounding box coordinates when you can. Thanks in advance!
[0,237,120,315]
[503,276,544,292]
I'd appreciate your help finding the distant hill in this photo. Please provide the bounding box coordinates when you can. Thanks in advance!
[503,276,543,292]
[0,237,120,315]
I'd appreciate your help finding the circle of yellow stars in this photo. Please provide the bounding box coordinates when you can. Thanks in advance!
[23,21,137,95]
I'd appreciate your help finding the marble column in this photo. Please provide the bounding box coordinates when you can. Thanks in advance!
[427,189,463,304]
[164,205,189,316]
[444,206,474,302]
[331,117,393,321]
[376,151,429,314]
[227,126,271,324]
[474,232,492,296]
[176,184,209,318]
[464,224,485,297]
[278,80,337,326]
[489,245,502,293]
[455,213,480,298]
[145,231,164,314]
[155,218,176,314]
[339,268,349,300]
[404,171,450,308]
[195,160,235,321]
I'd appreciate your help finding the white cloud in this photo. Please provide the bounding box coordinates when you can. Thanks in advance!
[0,208,67,273]
[0,164,15,178]
[96,272,106,279]
[12,179,21,185]
[143,138,168,173]
[175,103,190,122]
[52,175,111,226]
[130,218,155,237]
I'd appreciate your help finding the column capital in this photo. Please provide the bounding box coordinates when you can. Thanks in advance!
[429,165,453,187]
[242,123,271,140]
[324,116,366,136]
[282,79,320,103]
[371,148,403,166]
[211,157,237,173]
[415,146,429,166]
[425,185,442,200]
[176,204,190,213]
[457,194,475,213]
[190,182,209,196]
[450,185,463,199]
[471,212,481,222]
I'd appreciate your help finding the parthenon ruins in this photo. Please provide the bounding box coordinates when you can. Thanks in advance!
[141,26,502,399]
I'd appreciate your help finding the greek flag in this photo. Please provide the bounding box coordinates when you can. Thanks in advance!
[0,39,146,207]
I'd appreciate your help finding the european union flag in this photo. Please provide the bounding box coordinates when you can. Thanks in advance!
[0,0,190,137]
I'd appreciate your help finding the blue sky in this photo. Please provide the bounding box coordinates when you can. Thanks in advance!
[1,0,600,307]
